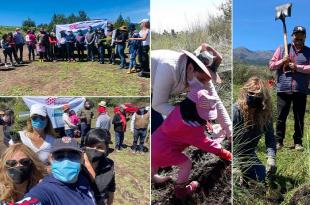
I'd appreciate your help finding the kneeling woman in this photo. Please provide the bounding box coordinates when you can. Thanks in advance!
[0,143,47,204]
[233,76,276,182]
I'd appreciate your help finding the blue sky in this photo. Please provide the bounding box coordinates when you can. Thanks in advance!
[234,0,310,51]
[0,0,149,26]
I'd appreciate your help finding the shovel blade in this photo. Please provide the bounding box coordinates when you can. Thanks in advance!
[275,3,292,20]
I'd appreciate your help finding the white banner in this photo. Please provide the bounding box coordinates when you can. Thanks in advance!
[22,97,86,128]
[55,19,109,40]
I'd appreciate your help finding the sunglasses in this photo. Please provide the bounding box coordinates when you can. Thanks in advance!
[52,151,81,161]
[31,115,46,121]
[247,92,262,97]
[5,158,32,168]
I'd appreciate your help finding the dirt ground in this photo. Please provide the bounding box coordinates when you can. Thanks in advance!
[152,145,232,205]
[0,47,150,96]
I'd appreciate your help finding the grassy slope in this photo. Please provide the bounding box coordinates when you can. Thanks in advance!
[233,67,310,205]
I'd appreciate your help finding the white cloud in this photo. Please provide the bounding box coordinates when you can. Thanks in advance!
[151,0,224,33]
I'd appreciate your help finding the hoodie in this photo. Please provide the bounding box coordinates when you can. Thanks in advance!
[22,173,96,205]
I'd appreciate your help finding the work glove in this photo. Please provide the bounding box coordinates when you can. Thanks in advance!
[218,149,232,161]
[266,156,276,175]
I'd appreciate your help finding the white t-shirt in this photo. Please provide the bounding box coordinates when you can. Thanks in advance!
[139,29,150,46]
[9,131,55,164]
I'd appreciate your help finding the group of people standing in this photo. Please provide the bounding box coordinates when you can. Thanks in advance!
[62,100,150,152]
[0,19,150,77]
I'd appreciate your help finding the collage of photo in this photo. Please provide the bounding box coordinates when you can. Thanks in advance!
[0,0,309,205]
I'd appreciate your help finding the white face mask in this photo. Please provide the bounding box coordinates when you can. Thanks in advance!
[188,77,205,88]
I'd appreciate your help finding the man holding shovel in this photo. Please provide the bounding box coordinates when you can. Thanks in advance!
[269,25,310,151]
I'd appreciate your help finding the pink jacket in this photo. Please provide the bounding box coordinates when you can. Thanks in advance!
[151,105,222,168]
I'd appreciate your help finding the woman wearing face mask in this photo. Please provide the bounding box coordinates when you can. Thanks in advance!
[16,137,96,205]
[84,129,115,205]
[0,143,47,204]
[9,104,56,164]
[233,76,277,183]
[151,43,232,137]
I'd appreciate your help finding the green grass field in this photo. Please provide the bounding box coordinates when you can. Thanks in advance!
[0,60,149,96]
[233,66,310,205]
[0,97,150,205]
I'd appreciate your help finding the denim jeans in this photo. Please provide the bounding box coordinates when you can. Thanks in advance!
[241,154,266,182]
[87,44,96,61]
[65,129,74,138]
[80,122,90,147]
[129,50,137,69]
[115,131,124,150]
[276,92,307,145]
[76,44,85,61]
[60,44,67,60]
[66,43,75,60]
[98,45,105,63]
[16,44,24,62]
[27,45,35,61]
[117,43,126,67]
[49,44,57,60]
[132,128,147,151]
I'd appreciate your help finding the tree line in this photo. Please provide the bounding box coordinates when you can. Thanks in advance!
[21,11,132,32]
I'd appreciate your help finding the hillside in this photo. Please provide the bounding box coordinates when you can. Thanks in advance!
[233,47,274,65]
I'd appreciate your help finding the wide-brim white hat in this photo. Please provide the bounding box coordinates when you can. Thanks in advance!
[182,46,222,84]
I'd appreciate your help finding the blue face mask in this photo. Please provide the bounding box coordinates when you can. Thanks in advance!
[31,118,47,130]
[51,159,81,183]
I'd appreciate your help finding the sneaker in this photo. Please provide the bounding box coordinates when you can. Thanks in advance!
[174,181,199,199]
[4,64,9,68]
[131,68,137,73]
[295,144,304,151]
[276,143,283,150]
[127,70,132,74]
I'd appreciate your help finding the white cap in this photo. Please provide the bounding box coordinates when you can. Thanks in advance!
[98,101,107,107]
[30,104,47,117]
[139,19,149,24]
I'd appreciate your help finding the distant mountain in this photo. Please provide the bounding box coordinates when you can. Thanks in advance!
[233,47,274,65]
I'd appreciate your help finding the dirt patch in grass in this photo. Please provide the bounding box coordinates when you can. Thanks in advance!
[152,145,231,205]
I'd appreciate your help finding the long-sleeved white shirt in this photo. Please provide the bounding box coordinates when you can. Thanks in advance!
[151,49,232,136]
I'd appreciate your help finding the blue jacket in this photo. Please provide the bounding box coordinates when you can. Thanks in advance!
[128,31,141,53]
[66,34,76,44]
[13,32,25,45]
[276,44,310,94]
[233,104,276,158]
[23,173,96,205]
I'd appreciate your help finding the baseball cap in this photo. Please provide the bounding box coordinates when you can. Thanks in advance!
[292,26,306,35]
[139,19,149,24]
[50,137,82,153]
[30,104,47,117]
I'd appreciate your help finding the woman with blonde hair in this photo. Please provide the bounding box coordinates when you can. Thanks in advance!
[233,76,276,182]
[9,104,57,164]
[0,143,47,204]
